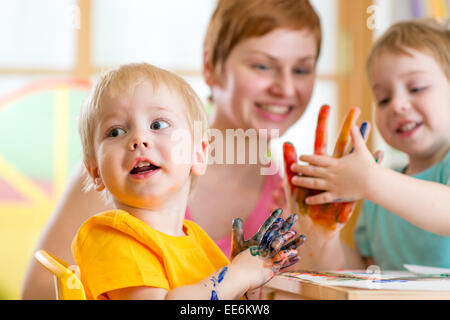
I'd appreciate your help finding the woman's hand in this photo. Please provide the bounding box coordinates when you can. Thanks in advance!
[283,105,372,232]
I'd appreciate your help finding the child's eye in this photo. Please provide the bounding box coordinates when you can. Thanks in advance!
[377,98,390,106]
[150,120,169,130]
[410,86,426,94]
[107,127,126,137]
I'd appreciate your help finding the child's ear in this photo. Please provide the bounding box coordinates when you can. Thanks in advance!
[84,158,105,192]
[191,139,209,176]
[202,49,218,87]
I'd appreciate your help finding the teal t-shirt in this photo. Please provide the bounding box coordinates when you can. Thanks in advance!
[354,151,450,270]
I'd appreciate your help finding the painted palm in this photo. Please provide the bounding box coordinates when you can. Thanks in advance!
[0,79,90,299]
[283,105,362,231]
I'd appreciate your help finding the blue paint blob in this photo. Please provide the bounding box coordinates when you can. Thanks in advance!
[360,121,369,139]
[210,290,219,300]
[350,121,369,153]
[218,267,228,283]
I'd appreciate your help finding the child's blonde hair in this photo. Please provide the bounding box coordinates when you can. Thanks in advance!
[367,18,450,79]
[204,0,322,78]
[78,63,208,195]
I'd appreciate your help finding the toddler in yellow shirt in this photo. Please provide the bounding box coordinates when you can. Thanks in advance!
[72,63,301,300]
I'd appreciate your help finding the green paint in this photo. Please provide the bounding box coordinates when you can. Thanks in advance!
[249,246,260,256]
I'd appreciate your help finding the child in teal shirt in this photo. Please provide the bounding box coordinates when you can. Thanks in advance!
[290,18,450,270]
[355,151,450,270]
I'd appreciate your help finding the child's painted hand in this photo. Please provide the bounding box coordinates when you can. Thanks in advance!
[230,208,305,260]
[231,212,305,291]
[283,105,374,232]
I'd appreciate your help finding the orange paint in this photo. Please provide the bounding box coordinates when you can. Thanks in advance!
[283,105,362,231]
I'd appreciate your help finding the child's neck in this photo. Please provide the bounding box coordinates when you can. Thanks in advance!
[113,182,191,237]
[406,145,449,175]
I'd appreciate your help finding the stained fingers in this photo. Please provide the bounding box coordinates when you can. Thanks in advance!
[254,208,283,244]
[231,218,244,259]
[272,249,299,272]
[333,107,360,158]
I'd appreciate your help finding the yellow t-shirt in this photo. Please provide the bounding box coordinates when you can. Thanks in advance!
[71,209,230,300]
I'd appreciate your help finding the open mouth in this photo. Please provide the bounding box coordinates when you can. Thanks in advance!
[129,161,160,175]
[395,122,423,134]
[255,103,293,115]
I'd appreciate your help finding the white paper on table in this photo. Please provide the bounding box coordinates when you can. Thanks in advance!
[403,264,450,275]
[282,270,450,291]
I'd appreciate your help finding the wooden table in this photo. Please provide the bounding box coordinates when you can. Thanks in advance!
[263,273,450,300]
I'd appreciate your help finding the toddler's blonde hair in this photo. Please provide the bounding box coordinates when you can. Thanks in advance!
[78,63,208,195]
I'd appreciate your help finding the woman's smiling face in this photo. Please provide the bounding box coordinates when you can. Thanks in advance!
[208,28,318,138]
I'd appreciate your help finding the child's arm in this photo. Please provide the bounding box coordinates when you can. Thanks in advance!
[292,125,450,235]
[107,214,301,300]
[107,245,299,300]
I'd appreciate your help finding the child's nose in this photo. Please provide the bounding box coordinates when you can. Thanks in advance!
[129,135,150,151]
[391,95,411,113]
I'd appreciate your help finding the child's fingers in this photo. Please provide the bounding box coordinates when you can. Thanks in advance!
[305,191,335,205]
[290,163,328,178]
[279,214,298,233]
[291,176,328,191]
[281,234,306,251]
[297,154,333,167]
[259,217,283,257]
[231,218,244,259]
[253,208,283,243]
[269,230,298,256]
[272,249,299,272]
[280,253,301,270]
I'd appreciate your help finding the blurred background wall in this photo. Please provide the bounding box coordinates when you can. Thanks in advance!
[0,0,447,299]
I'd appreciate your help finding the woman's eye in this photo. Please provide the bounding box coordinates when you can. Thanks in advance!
[252,63,270,71]
[108,128,125,137]
[293,68,310,75]
[150,120,169,130]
